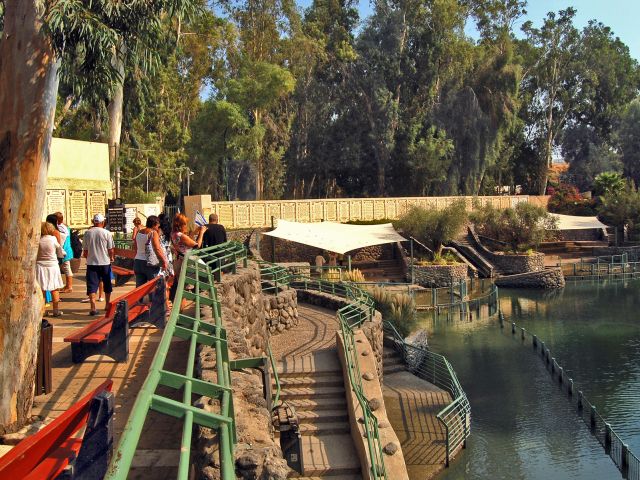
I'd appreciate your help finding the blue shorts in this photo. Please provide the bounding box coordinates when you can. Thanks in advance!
[86,264,114,295]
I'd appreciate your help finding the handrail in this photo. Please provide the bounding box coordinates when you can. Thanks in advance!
[258,263,387,479]
[106,240,247,480]
[382,321,471,467]
[268,343,281,408]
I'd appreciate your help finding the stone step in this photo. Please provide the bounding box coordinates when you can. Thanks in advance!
[276,422,351,437]
[278,369,343,379]
[382,348,402,359]
[285,397,348,412]
[383,364,406,375]
[280,386,346,400]
[287,434,362,478]
[278,376,344,390]
[296,409,349,424]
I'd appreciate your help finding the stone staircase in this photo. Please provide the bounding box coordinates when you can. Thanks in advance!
[277,354,361,479]
[383,347,406,375]
[450,235,495,278]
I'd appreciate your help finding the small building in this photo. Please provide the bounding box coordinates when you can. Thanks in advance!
[44,138,111,228]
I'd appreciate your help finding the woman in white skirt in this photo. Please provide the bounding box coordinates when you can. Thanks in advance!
[37,221,65,316]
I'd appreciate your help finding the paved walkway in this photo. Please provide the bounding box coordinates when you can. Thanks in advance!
[29,261,184,478]
[270,303,361,479]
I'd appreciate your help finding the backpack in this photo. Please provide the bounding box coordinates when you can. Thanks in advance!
[70,230,83,259]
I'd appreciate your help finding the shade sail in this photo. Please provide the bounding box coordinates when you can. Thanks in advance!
[262,220,407,254]
[550,214,609,230]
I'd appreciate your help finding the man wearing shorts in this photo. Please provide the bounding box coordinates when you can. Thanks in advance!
[83,213,115,315]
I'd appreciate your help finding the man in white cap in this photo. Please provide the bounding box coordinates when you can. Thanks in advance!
[82,213,115,315]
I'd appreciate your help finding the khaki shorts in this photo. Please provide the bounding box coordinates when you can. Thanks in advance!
[60,260,73,277]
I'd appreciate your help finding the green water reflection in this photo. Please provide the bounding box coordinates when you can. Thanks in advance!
[420,279,640,480]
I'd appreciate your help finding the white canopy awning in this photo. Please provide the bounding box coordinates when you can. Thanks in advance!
[550,214,609,230]
[262,220,407,255]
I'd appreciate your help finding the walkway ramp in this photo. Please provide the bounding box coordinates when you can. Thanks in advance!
[450,236,494,278]
[271,304,361,479]
[382,347,451,479]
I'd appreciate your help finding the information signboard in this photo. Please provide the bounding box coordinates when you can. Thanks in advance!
[107,207,126,232]
[45,189,67,218]
[68,190,88,227]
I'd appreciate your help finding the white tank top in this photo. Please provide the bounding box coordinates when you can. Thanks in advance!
[135,231,151,261]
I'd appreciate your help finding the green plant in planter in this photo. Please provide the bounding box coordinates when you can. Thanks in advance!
[394,201,467,257]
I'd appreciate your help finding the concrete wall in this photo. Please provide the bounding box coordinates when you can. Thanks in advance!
[45,137,111,227]
[184,195,533,229]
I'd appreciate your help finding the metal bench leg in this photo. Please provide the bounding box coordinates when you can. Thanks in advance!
[107,301,129,363]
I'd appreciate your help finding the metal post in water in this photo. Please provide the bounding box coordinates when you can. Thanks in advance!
[622,443,629,477]
[558,366,563,384]
[578,391,584,411]
[568,378,574,396]
[551,357,556,373]
[533,335,538,349]
[521,327,525,340]
[511,322,516,334]
[604,422,612,454]
[590,405,597,431]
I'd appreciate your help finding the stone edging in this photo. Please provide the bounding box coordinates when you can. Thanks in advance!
[494,267,565,289]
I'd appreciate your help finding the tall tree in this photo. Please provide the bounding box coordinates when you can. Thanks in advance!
[0,0,118,433]
[520,8,581,194]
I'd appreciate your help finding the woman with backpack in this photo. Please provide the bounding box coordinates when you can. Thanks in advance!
[133,215,168,287]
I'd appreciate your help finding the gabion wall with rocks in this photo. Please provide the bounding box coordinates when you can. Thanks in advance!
[494,267,565,289]
[405,261,468,287]
[263,287,299,334]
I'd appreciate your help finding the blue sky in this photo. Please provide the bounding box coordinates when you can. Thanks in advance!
[296,0,640,61]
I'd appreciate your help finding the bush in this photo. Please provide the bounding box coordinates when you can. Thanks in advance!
[342,268,366,283]
[369,287,417,337]
[598,181,640,245]
[547,183,596,215]
[394,200,467,257]
[471,202,557,252]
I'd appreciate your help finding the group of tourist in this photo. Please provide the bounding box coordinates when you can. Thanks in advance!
[35,210,228,317]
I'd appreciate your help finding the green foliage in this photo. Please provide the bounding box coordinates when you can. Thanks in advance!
[617,99,640,186]
[594,172,626,198]
[395,201,468,256]
[472,202,557,252]
[547,183,596,216]
[597,181,640,243]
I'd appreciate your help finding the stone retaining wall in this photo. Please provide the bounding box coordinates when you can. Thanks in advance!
[194,263,290,480]
[494,267,565,289]
[296,289,384,378]
[469,228,545,274]
[406,261,467,287]
[263,287,299,334]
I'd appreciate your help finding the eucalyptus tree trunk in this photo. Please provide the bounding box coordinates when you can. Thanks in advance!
[107,46,126,197]
[0,0,60,434]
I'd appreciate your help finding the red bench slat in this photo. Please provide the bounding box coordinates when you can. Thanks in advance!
[64,278,160,345]
[114,248,136,259]
[0,380,112,478]
[24,437,83,480]
[112,265,134,276]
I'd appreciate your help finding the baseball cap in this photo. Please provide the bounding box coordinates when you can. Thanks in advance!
[92,213,105,224]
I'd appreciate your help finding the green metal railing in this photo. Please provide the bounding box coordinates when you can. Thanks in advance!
[499,311,640,480]
[258,263,387,479]
[106,241,247,480]
[558,256,640,281]
[383,321,471,467]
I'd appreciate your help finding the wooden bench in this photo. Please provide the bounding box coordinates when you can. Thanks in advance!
[63,276,166,363]
[0,380,113,479]
[113,248,136,286]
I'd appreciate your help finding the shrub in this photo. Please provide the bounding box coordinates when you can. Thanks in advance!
[472,202,557,252]
[598,181,640,245]
[593,172,625,198]
[369,287,417,337]
[547,183,596,215]
[394,200,467,257]
[342,268,366,283]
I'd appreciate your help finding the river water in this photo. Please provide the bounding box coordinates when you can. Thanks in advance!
[420,279,640,480]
